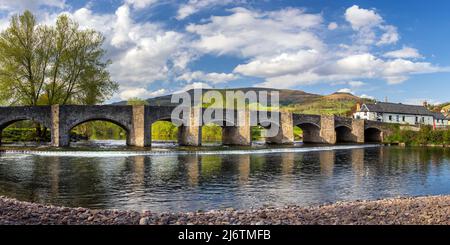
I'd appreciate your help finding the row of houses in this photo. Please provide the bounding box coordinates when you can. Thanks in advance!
[353,101,449,128]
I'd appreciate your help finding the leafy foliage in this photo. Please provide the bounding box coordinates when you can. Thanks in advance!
[0,11,117,106]
[386,125,450,145]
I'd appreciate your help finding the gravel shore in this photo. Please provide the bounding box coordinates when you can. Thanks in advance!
[1,195,449,225]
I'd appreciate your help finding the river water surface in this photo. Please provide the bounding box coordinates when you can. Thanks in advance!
[0,141,449,212]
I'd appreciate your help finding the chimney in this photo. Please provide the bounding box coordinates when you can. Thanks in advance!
[423,101,428,108]
[356,102,361,112]
[384,96,388,103]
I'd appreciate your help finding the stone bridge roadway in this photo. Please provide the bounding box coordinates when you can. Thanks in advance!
[0,105,391,147]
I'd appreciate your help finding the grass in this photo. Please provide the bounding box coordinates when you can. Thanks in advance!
[285,99,357,117]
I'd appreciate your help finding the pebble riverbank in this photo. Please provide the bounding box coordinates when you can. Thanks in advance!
[1,195,449,225]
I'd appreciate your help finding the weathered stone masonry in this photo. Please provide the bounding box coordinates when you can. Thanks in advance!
[0,105,390,147]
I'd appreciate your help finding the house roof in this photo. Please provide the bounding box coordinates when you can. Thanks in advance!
[361,102,447,119]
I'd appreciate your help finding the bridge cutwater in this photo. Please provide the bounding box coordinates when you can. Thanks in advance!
[0,105,390,147]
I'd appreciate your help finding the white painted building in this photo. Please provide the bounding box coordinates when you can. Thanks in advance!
[353,102,449,127]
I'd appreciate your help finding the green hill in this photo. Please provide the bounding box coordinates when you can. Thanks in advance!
[115,88,369,116]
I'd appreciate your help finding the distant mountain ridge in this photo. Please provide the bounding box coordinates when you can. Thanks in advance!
[114,87,362,106]
[113,87,368,116]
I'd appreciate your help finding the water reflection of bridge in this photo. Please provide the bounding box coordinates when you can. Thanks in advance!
[4,146,448,209]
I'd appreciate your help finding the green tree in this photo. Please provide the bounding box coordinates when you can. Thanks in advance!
[0,11,118,139]
[0,11,118,106]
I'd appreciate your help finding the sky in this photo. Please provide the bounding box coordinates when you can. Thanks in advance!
[1,0,450,105]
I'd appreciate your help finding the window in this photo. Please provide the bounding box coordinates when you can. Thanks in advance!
[422,117,425,123]
[396,115,399,122]
[402,116,405,122]
[389,115,392,121]
[415,117,418,123]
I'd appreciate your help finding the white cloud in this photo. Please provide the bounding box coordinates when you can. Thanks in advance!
[256,53,445,88]
[337,88,354,94]
[377,25,399,46]
[384,46,422,59]
[119,88,166,100]
[177,0,236,20]
[344,5,399,47]
[0,0,66,11]
[187,7,324,57]
[348,81,365,87]
[178,82,212,93]
[177,71,239,84]
[234,50,321,77]
[328,22,338,30]
[360,94,374,100]
[125,0,157,9]
[67,4,194,89]
[345,5,382,30]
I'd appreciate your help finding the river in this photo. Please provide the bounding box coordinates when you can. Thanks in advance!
[0,141,449,212]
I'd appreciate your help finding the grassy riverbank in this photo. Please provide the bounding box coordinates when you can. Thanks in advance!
[385,125,450,146]
[1,195,449,225]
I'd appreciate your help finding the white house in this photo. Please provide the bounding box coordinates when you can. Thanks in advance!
[353,102,449,127]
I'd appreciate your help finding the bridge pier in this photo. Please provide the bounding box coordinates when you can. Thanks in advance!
[128,105,151,147]
[351,119,365,143]
[266,112,294,144]
[320,115,336,144]
[222,110,251,146]
[178,107,202,146]
[51,105,69,147]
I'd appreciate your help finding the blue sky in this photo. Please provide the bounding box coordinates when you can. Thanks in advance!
[1,0,449,104]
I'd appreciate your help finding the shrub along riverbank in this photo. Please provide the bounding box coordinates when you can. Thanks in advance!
[385,125,450,146]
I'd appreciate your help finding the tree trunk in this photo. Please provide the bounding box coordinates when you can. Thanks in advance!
[42,127,48,141]
[35,123,42,142]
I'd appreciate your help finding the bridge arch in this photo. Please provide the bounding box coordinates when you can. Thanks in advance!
[335,125,353,143]
[295,122,321,143]
[0,118,51,145]
[365,127,382,143]
[0,106,53,145]
[67,117,131,145]
[67,117,131,134]
[0,117,51,130]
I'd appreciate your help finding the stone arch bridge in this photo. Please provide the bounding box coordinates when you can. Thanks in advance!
[0,105,391,147]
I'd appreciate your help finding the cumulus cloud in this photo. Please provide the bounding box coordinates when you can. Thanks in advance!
[120,88,167,100]
[177,71,239,84]
[125,0,157,9]
[256,52,445,88]
[234,50,321,77]
[345,5,382,30]
[177,0,237,20]
[384,46,422,59]
[377,25,399,46]
[67,4,195,91]
[187,7,324,57]
[345,5,399,47]
[337,88,354,94]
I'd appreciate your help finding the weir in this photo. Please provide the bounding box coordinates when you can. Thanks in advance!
[0,105,391,147]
